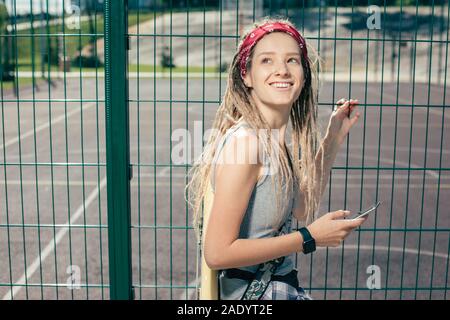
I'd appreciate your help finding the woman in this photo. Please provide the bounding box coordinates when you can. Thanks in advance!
[185,17,366,300]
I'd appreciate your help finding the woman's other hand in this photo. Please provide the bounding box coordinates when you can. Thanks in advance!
[325,98,361,146]
[306,210,367,247]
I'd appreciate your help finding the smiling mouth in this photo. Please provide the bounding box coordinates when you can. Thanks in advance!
[269,82,293,89]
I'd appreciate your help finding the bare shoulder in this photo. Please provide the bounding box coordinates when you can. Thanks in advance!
[214,126,262,190]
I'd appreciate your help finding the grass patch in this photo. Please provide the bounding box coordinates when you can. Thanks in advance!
[0,77,43,92]
[9,12,155,73]
[128,64,219,73]
[14,64,219,74]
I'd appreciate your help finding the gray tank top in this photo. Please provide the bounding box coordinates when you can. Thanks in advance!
[209,120,298,300]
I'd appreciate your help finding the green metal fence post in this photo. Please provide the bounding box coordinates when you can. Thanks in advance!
[104,0,133,300]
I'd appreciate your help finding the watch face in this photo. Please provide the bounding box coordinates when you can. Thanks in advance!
[304,239,315,253]
[298,228,315,254]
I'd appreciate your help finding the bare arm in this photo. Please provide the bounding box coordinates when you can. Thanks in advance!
[207,233,304,270]
[204,133,304,270]
[314,134,340,203]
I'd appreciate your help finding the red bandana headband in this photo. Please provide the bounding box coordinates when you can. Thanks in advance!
[238,22,308,79]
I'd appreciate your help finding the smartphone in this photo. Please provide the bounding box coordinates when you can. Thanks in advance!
[350,201,381,220]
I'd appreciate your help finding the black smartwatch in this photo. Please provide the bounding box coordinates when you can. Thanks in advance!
[297,227,316,254]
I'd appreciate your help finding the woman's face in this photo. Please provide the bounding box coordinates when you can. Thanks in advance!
[243,32,305,110]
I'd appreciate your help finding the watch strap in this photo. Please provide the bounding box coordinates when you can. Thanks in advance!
[298,227,316,254]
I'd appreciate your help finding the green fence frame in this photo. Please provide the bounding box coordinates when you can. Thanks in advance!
[104,0,133,300]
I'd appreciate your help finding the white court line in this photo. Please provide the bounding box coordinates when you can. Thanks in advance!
[2,176,107,300]
[373,90,450,120]
[322,244,450,260]
[344,154,441,179]
[184,244,450,300]
[0,102,96,151]
[158,167,170,177]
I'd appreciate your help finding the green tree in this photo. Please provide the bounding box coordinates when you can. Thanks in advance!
[0,1,14,81]
[0,1,7,31]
